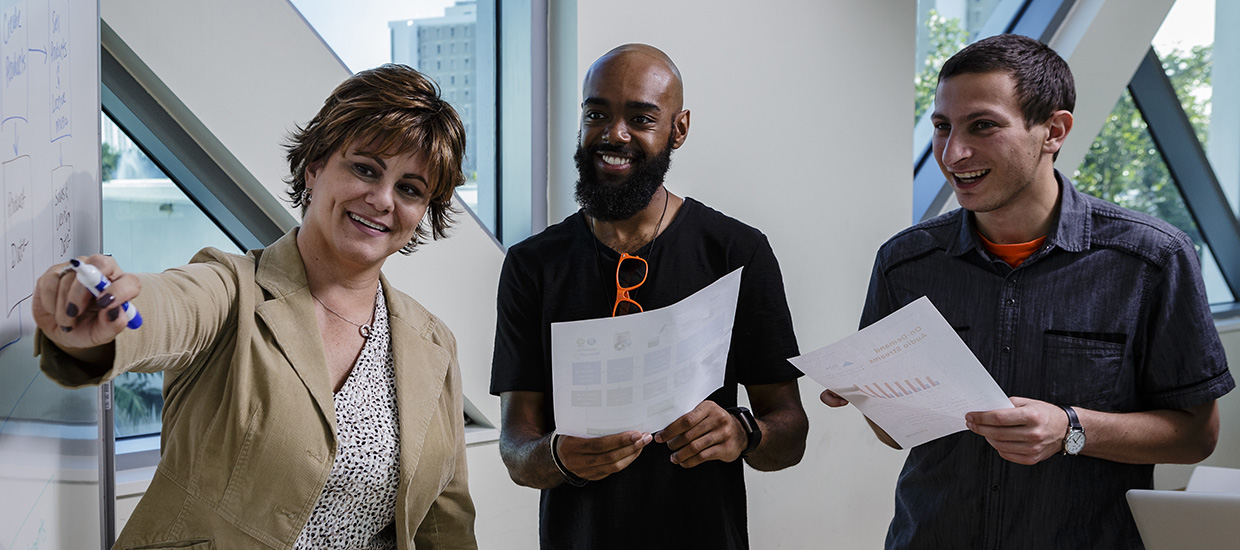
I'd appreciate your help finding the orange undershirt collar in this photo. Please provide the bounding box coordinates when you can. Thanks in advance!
[978,232,1046,268]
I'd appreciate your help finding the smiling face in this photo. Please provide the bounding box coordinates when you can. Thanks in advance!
[932,71,1061,217]
[300,141,430,271]
[574,46,689,221]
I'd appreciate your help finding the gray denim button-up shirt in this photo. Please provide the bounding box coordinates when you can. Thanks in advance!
[865,172,1234,549]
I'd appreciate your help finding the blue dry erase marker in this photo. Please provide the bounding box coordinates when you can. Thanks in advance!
[68,258,143,329]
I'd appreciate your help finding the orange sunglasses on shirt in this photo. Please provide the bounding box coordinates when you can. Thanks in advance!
[613,252,648,316]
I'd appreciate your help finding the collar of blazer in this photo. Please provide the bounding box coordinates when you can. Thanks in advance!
[251,229,455,479]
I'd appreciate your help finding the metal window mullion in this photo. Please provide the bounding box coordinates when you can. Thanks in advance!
[1129,48,1240,296]
[101,46,283,250]
[914,145,953,222]
[497,0,547,248]
[1005,0,1075,41]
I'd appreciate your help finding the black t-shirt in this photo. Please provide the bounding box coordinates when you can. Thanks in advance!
[491,197,802,550]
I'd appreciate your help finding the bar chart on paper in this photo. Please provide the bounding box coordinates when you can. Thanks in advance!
[853,375,941,399]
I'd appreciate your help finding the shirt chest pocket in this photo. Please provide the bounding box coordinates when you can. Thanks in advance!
[1041,331,1126,409]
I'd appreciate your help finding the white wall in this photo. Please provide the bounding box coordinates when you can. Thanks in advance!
[1211,0,1240,214]
[1208,324,1240,468]
[102,0,328,226]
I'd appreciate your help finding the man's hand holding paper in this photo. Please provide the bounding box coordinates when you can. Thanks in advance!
[791,296,1013,448]
[965,396,1071,465]
[556,431,654,481]
[655,400,748,467]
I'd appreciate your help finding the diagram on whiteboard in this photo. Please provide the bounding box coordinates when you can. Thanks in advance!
[0,0,102,548]
[1,0,77,351]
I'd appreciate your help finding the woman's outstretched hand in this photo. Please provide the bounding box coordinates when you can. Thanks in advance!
[32,254,140,363]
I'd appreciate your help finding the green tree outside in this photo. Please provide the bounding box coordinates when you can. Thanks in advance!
[914,10,968,123]
[102,141,119,182]
[1072,44,1212,251]
[114,372,163,436]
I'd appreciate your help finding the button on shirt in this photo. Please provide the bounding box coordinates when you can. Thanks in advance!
[865,172,1234,550]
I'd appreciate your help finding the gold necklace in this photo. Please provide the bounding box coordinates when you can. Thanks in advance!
[312,293,374,339]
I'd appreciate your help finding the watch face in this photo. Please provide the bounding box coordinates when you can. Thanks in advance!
[1065,430,1086,455]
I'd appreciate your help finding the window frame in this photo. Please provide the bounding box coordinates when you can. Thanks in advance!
[496,0,549,246]
[1128,48,1240,316]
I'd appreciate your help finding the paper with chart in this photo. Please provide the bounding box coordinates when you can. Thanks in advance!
[551,268,743,437]
[789,296,1013,448]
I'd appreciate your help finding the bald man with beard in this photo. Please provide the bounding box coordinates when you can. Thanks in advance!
[490,44,809,549]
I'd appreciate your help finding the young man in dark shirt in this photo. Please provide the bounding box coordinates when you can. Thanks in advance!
[824,34,1234,549]
[490,44,809,549]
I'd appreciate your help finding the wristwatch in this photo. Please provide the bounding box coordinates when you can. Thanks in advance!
[726,406,762,458]
[1060,405,1085,455]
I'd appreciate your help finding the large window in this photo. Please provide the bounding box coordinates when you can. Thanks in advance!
[915,0,1008,123]
[101,38,280,441]
[102,114,242,438]
[1073,0,1234,304]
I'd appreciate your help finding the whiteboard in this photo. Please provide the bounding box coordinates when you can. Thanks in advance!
[0,1,103,549]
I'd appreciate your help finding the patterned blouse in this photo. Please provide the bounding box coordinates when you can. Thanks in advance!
[295,286,400,549]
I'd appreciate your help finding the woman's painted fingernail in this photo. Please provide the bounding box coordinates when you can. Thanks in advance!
[65,303,79,317]
[61,325,72,333]
[97,294,115,308]
[107,307,120,322]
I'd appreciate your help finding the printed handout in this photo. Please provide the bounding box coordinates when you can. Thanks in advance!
[790,296,1013,448]
[551,268,743,437]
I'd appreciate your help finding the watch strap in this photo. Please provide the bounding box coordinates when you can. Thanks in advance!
[1060,405,1084,455]
[1061,405,1081,430]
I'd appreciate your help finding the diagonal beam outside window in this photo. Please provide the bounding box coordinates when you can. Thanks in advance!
[1129,48,1240,297]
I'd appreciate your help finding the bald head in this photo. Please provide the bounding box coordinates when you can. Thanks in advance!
[584,43,684,112]
[574,44,691,221]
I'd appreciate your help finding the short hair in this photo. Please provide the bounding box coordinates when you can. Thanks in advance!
[939,34,1075,127]
[284,64,466,254]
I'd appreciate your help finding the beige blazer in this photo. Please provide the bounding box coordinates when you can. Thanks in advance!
[40,230,477,549]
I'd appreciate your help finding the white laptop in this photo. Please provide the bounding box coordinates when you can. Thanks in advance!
[1126,489,1240,550]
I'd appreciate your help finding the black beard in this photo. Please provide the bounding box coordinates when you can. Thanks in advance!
[573,137,674,222]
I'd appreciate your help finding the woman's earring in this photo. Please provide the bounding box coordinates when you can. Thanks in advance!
[302,188,313,205]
